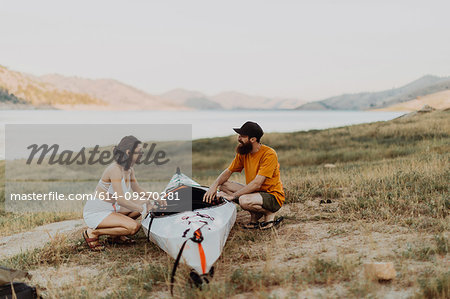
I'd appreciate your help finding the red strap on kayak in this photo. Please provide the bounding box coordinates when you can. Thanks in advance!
[197,243,206,274]
[170,228,206,295]
[193,229,207,274]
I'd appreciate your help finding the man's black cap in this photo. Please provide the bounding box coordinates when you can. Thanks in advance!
[233,121,264,140]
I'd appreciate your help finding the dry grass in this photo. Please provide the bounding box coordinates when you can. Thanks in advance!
[0,109,449,298]
[0,210,81,237]
[415,271,450,299]
[1,208,449,298]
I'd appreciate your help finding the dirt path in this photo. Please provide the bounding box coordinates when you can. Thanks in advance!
[0,219,85,260]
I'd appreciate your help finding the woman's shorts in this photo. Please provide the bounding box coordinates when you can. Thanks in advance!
[83,198,120,229]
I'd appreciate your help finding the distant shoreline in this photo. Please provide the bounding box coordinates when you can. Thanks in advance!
[0,110,407,161]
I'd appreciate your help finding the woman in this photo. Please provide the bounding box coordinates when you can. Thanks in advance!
[83,135,153,251]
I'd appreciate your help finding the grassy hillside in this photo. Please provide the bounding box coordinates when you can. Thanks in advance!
[0,110,448,298]
[0,65,105,106]
[375,90,450,112]
[1,110,448,234]
[15,84,106,106]
[193,109,449,231]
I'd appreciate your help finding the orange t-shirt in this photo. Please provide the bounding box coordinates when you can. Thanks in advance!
[228,144,285,206]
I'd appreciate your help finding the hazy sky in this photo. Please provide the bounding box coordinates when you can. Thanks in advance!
[1,0,449,100]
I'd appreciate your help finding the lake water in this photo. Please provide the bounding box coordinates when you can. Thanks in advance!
[0,110,405,159]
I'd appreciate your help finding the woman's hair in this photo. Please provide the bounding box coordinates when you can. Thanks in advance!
[113,135,142,170]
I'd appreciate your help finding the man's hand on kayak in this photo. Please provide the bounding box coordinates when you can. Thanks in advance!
[203,187,218,203]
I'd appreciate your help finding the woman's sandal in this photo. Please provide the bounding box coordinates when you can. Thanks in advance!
[83,230,105,251]
[242,222,260,229]
[106,236,136,245]
[259,217,284,230]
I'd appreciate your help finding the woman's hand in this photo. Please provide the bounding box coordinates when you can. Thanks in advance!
[156,198,167,210]
[145,200,158,212]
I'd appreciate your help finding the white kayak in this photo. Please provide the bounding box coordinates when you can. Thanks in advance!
[141,170,236,281]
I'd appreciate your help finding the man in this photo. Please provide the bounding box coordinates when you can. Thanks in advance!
[203,121,285,229]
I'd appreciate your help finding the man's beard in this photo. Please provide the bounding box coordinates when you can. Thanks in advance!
[236,141,253,155]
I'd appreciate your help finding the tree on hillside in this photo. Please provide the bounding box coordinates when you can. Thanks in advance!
[0,87,27,104]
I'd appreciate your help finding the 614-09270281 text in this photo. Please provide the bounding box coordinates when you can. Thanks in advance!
[9,191,180,201]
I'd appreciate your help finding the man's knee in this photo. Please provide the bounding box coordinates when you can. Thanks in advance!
[238,195,252,209]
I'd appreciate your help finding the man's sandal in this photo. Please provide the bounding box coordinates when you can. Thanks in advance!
[259,217,284,230]
[83,230,105,251]
[242,222,260,229]
[106,236,136,245]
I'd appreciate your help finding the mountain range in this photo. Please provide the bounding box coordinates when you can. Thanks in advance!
[1,64,448,111]
[0,65,306,110]
[160,89,307,110]
[296,75,450,110]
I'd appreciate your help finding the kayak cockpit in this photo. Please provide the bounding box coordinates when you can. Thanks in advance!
[151,186,226,217]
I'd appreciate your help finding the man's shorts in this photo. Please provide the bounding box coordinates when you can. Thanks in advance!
[260,192,281,213]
